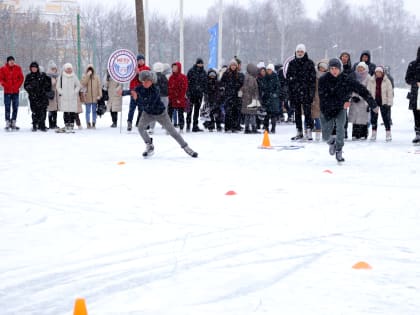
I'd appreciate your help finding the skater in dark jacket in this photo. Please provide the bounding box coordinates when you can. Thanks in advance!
[319,58,378,162]
[24,61,51,131]
[134,70,198,158]
[405,46,420,143]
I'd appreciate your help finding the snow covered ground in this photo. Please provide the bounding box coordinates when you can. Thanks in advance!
[1,88,420,315]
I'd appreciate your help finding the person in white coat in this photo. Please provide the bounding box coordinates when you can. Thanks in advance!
[56,63,81,131]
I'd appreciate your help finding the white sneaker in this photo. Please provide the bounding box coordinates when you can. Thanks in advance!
[315,131,321,141]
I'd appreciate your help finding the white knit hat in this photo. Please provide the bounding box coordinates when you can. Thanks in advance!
[257,61,265,69]
[63,63,73,70]
[296,44,306,53]
[266,63,275,71]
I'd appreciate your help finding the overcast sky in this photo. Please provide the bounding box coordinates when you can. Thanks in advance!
[86,0,420,20]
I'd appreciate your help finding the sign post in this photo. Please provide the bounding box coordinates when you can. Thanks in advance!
[107,49,137,133]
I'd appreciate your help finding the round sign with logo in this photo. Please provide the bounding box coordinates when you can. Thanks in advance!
[107,49,137,83]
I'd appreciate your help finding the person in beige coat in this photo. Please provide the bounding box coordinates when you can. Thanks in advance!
[367,66,393,141]
[46,60,59,129]
[81,64,102,128]
[312,59,328,140]
[103,71,123,128]
[241,63,260,133]
[56,63,81,130]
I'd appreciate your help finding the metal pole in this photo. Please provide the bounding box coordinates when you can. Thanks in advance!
[180,0,184,69]
[77,13,82,79]
[218,0,223,69]
[145,0,149,66]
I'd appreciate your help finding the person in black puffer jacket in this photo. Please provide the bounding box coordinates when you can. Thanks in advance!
[134,70,198,158]
[286,44,316,140]
[319,58,378,162]
[405,46,420,143]
[24,61,51,131]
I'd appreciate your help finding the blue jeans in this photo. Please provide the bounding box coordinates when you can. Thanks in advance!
[4,93,19,121]
[85,103,97,123]
[127,97,138,122]
[321,109,346,151]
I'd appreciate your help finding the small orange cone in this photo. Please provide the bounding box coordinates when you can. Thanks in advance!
[323,169,333,174]
[225,190,237,196]
[260,130,272,149]
[73,298,88,315]
[352,261,372,270]
[117,161,126,165]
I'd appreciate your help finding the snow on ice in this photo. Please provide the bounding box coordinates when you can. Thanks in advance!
[1,88,420,314]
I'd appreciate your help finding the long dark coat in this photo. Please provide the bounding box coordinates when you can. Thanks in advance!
[286,53,316,104]
[405,47,420,110]
[24,70,51,110]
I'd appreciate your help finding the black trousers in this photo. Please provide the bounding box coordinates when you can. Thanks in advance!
[186,95,202,128]
[48,111,58,128]
[111,111,118,124]
[292,101,313,131]
[31,106,47,128]
[371,105,391,131]
[63,112,77,124]
[413,110,420,133]
[352,124,368,139]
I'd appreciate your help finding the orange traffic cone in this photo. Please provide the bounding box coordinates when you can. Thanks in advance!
[260,130,272,149]
[352,261,372,270]
[225,190,237,196]
[73,298,88,315]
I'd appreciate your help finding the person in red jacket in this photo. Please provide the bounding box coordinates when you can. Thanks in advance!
[0,56,24,131]
[127,53,150,131]
[168,62,188,132]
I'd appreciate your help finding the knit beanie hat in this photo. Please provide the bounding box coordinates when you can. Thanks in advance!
[195,58,204,65]
[229,59,238,67]
[374,66,384,73]
[296,44,306,53]
[328,58,343,71]
[257,61,265,69]
[63,63,73,70]
[356,62,368,71]
[137,54,145,61]
[266,64,275,71]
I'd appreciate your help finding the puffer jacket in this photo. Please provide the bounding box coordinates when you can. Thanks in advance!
[367,74,393,107]
[0,62,24,94]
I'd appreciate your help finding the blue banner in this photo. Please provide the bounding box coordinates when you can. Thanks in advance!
[208,23,218,69]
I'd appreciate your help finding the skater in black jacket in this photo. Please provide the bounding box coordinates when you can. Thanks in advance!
[319,58,378,162]
[134,70,198,158]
